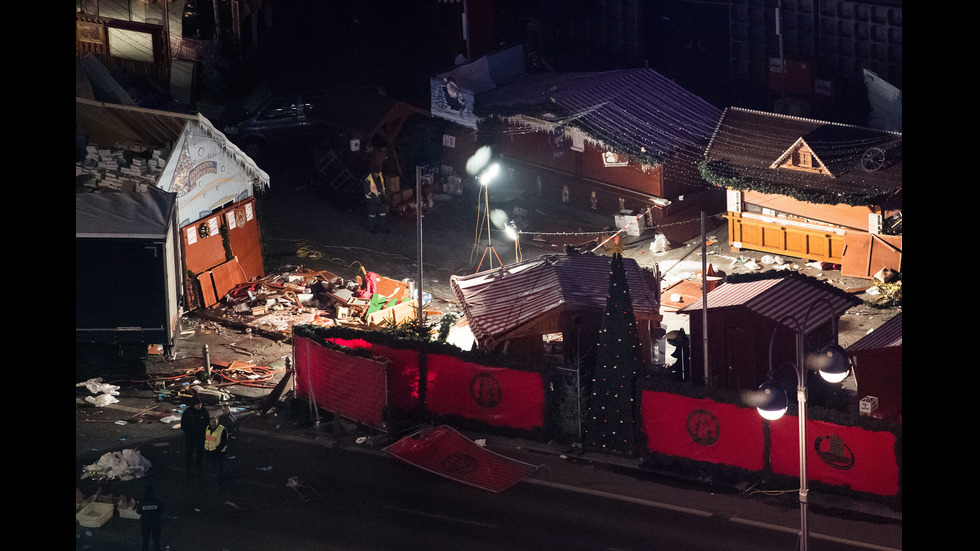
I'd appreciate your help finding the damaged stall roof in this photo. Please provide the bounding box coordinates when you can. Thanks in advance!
[450,252,658,348]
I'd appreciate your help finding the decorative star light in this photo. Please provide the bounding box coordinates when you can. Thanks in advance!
[604,235,626,256]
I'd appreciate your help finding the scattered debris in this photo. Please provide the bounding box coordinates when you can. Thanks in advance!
[286,476,323,502]
[197,265,438,337]
[80,449,152,482]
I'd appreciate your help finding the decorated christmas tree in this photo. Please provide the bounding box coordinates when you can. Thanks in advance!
[585,239,642,455]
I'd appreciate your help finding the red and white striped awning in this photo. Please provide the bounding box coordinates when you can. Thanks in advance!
[846,311,902,353]
[677,273,862,333]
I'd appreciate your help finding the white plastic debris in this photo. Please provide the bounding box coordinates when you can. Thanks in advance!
[79,377,122,407]
[650,234,668,254]
[85,393,120,407]
[79,377,121,396]
[474,438,486,447]
[81,449,152,481]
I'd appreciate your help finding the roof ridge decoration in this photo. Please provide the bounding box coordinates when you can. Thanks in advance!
[769,137,834,177]
[726,106,902,137]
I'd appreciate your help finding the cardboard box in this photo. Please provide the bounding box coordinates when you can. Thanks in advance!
[77,502,114,528]
[859,396,879,415]
[614,210,646,237]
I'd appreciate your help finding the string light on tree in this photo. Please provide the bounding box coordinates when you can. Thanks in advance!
[585,237,642,455]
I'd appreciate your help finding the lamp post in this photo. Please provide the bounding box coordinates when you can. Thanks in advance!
[755,297,851,551]
[415,165,429,413]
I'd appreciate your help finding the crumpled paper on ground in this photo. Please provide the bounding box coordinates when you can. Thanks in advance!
[81,449,153,481]
[78,377,121,407]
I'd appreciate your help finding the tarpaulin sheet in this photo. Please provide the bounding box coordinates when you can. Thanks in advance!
[640,391,765,471]
[426,355,546,431]
[384,425,538,492]
[294,336,387,430]
[770,416,900,496]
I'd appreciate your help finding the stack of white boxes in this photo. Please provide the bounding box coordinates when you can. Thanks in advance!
[76,142,167,193]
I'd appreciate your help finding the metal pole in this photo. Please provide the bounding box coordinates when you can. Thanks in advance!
[701,210,709,386]
[416,165,424,332]
[416,166,427,413]
[202,344,211,383]
[485,184,493,269]
[796,328,809,551]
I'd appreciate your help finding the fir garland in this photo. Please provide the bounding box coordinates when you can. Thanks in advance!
[698,159,895,207]
[220,225,234,261]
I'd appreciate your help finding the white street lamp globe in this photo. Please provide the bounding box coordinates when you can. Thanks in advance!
[810,344,851,383]
[756,381,788,420]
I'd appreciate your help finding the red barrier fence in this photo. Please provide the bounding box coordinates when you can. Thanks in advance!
[640,391,765,471]
[294,329,899,497]
[293,336,388,430]
[327,338,420,412]
[640,389,900,497]
[319,338,547,431]
[384,425,539,493]
[425,354,547,431]
[770,416,900,496]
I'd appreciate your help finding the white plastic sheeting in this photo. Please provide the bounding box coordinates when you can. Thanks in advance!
[81,449,153,481]
[78,377,121,407]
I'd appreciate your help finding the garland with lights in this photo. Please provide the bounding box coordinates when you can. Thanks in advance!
[479,115,665,167]
[698,159,897,208]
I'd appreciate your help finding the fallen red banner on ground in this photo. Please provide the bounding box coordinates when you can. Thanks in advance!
[384,425,539,492]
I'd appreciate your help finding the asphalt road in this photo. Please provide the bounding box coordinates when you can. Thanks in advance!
[76,408,903,551]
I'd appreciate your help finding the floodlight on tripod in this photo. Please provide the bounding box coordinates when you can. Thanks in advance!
[475,162,504,272]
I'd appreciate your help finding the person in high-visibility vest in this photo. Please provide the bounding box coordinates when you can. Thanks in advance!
[363,171,390,233]
[204,416,229,479]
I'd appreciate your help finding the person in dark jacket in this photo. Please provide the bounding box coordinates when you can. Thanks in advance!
[136,485,164,551]
[218,403,239,438]
[180,395,210,475]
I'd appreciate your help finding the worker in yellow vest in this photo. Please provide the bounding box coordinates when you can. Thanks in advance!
[204,416,229,480]
[363,171,390,233]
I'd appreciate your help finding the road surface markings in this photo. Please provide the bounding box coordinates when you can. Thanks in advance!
[530,479,900,551]
[384,506,498,529]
